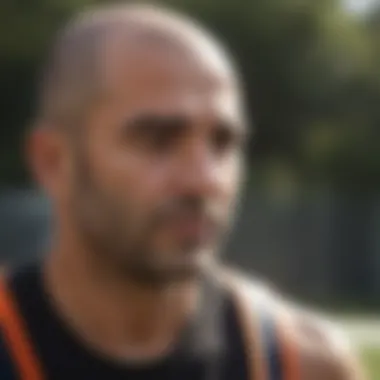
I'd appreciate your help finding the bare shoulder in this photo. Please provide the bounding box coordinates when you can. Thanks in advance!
[286,300,367,380]
[223,269,367,380]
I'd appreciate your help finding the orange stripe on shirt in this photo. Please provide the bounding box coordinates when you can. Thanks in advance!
[0,274,45,380]
[275,311,300,380]
[224,278,268,380]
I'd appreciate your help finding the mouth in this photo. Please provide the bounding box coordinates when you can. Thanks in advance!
[163,213,219,244]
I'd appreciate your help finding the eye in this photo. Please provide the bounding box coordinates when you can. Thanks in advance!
[142,124,181,152]
[123,115,188,154]
[211,123,243,155]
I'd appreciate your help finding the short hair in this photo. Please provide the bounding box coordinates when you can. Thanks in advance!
[35,3,232,128]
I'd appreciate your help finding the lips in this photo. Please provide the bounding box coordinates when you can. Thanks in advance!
[165,213,217,242]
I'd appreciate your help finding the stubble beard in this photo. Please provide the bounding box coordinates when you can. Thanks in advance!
[68,141,229,287]
[70,166,210,288]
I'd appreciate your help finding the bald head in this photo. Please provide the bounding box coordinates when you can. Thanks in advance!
[30,3,246,284]
[37,3,237,127]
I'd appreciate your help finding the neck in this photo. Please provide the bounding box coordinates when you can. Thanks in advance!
[43,239,200,362]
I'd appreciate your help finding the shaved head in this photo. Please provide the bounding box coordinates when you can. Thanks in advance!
[37,3,237,127]
[30,2,245,286]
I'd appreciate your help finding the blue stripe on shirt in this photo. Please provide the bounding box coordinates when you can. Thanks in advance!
[259,307,283,380]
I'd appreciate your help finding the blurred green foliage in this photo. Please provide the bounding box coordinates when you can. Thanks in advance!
[361,347,380,378]
[1,0,380,191]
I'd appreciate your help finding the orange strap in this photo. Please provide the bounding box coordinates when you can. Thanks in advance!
[275,312,301,380]
[235,293,301,380]
[223,271,300,380]
[0,274,45,380]
[232,289,268,380]
[224,277,267,380]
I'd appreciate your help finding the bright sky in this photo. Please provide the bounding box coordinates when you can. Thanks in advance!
[344,0,378,13]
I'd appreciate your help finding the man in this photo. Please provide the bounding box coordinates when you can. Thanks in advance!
[0,3,366,380]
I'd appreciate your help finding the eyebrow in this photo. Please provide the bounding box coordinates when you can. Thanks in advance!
[123,112,249,139]
[125,114,190,134]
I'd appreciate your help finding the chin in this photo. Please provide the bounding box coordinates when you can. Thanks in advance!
[116,259,203,287]
[157,258,206,280]
[160,252,215,282]
[116,245,215,286]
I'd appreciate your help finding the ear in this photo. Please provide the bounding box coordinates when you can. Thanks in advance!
[26,124,70,197]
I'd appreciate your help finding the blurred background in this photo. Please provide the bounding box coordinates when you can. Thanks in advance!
[0,0,380,376]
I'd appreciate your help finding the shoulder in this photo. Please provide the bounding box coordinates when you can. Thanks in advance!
[220,268,367,380]
[285,299,366,380]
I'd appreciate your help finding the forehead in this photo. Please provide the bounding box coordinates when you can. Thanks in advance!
[95,31,241,121]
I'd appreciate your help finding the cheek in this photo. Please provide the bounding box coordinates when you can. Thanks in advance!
[94,145,172,212]
[87,111,172,205]
[219,156,243,203]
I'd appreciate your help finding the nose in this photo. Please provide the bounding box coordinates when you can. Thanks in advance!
[174,141,223,198]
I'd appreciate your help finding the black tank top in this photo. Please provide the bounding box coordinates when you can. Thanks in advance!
[0,264,297,380]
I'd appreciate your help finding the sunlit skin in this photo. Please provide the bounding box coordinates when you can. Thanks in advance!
[33,34,244,281]
[76,45,244,282]
[28,12,246,359]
